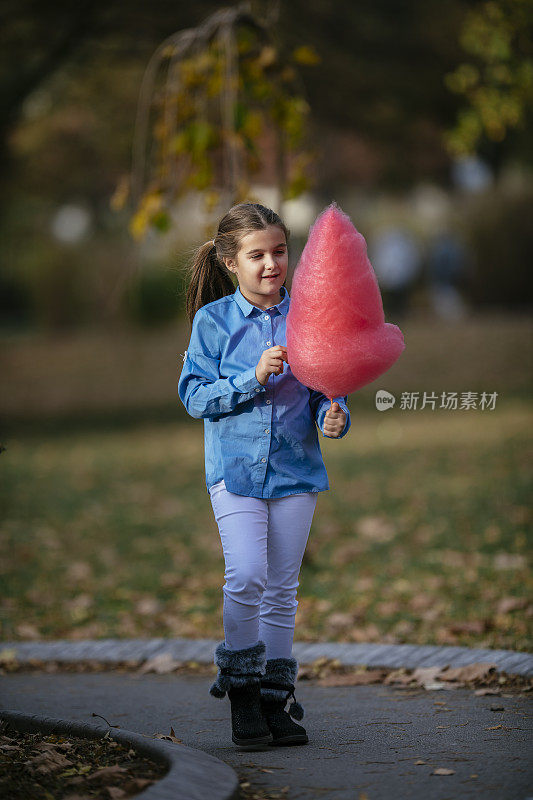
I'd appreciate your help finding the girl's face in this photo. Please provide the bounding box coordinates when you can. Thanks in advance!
[224,225,288,310]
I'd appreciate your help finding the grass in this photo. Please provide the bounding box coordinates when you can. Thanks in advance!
[1,310,532,422]
[1,397,531,652]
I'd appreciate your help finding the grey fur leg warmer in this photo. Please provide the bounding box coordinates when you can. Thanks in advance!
[260,657,305,721]
[209,640,267,699]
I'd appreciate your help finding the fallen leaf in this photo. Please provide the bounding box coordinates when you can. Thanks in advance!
[86,765,129,783]
[154,731,183,744]
[439,662,497,682]
[326,612,355,630]
[63,794,94,800]
[412,667,442,684]
[424,680,465,690]
[105,787,127,799]
[66,561,93,581]
[493,552,527,570]
[27,750,73,775]
[496,596,528,614]
[15,623,41,639]
[448,620,488,635]
[122,778,153,792]
[384,670,415,685]
[355,515,397,542]
[0,648,18,664]
[134,597,162,615]
[138,653,181,674]
[432,767,455,775]
[318,670,387,686]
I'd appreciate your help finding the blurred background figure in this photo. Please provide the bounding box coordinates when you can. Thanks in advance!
[368,226,422,319]
[451,154,493,194]
[427,227,469,321]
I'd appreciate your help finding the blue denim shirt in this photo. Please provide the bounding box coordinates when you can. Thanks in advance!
[178,284,351,498]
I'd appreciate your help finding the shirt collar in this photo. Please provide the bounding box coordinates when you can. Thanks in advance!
[233,284,289,317]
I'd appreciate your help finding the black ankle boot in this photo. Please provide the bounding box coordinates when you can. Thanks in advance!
[209,640,272,748]
[260,657,308,746]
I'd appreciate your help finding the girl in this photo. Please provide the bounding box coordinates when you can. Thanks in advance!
[178,202,350,749]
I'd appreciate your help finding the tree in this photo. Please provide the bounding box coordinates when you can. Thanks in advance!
[443,0,533,159]
[112,1,320,241]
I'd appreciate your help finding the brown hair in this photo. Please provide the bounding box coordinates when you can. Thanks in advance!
[184,202,290,328]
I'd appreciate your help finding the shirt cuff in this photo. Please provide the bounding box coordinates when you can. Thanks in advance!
[317,396,350,438]
[233,365,267,394]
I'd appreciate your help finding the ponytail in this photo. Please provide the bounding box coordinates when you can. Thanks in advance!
[184,240,235,328]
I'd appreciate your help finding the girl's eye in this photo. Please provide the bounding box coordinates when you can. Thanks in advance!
[252,250,285,259]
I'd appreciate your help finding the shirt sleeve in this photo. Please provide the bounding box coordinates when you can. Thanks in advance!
[178,309,266,419]
[309,390,351,439]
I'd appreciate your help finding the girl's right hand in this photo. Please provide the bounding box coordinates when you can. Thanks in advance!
[255,345,289,385]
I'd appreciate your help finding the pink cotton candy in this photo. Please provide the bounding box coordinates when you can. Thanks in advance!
[286,202,405,398]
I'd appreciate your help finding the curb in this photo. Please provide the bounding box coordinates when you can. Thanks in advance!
[0,709,239,800]
[2,638,532,677]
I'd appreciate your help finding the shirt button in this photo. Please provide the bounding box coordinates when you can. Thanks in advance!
[264,314,270,320]
[265,428,270,434]
[261,457,266,463]
[266,400,271,404]
[254,387,261,392]
[266,340,272,346]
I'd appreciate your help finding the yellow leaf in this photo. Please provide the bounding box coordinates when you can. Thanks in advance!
[292,45,321,65]
[110,175,130,211]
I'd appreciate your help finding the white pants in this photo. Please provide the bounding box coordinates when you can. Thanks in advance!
[209,479,318,660]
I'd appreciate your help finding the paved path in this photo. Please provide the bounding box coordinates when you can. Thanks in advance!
[2,669,532,799]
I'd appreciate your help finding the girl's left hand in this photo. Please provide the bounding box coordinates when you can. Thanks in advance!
[324,401,346,438]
